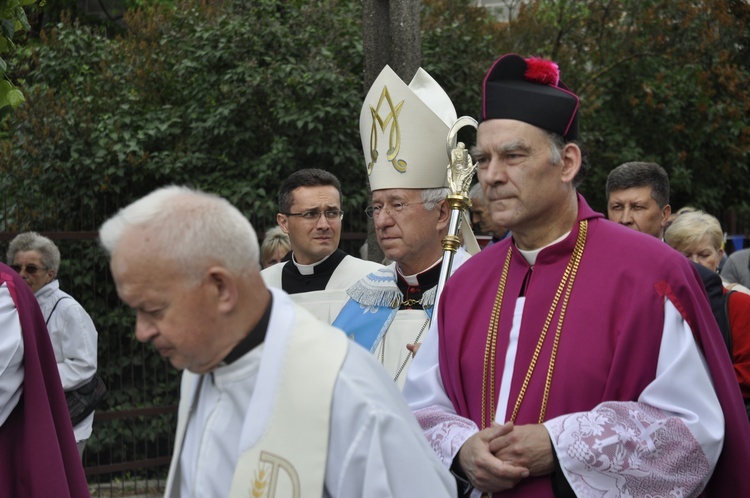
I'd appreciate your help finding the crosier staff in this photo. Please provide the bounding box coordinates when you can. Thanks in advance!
[432,116,479,324]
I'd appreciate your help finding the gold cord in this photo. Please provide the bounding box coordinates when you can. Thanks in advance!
[481,248,512,429]
[401,298,422,308]
[380,313,431,383]
[481,221,588,428]
[391,315,430,382]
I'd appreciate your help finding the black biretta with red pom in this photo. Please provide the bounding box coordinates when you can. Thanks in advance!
[481,53,580,141]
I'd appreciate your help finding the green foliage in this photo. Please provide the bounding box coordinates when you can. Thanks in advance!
[0,0,37,113]
[1,0,369,236]
[1,0,370,472]
[419,0,746,232]
[126,0,176,8]
[5,2,748,231]
[421,0,500,119]
[509,0,750,227]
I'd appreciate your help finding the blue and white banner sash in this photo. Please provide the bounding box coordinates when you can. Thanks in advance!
[332,265,436,352]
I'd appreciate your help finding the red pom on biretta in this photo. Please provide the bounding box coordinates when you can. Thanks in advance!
[524,57,560,86]
[480,53,579,140]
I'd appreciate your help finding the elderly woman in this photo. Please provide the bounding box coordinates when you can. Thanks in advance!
[665,211,750,419]
[7,232,99,458]
[665,211,749,293]
[260,225,291,269]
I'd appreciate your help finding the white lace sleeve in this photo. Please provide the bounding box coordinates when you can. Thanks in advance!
[544,299,723,497]
[404,308,478,466]
[413,405,479,467]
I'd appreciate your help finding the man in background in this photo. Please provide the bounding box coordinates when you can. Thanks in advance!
[606,160,750,416]
[469,182,508,247]
[261,168,381,323]
[606,161,671,239]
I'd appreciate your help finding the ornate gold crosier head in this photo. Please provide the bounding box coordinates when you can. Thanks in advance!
[446,116,478,198]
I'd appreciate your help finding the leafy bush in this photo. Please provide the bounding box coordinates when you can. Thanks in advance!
[1,0,370,234]
[510,0,750,218]
[1,0,372,472]
[0,0,37,112]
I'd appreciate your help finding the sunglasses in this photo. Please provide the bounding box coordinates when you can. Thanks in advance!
[10,263,47,275]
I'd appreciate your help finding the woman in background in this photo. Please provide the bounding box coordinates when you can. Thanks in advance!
[260,225,291,269]
[7,232,99,458]
[665,211,750,419]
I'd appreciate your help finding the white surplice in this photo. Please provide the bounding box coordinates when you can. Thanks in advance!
[165,288,456,498]
[262,254,382,324]
[404,295,724,497]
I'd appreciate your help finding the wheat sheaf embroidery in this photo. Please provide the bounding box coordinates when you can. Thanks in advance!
[251,466,268,498]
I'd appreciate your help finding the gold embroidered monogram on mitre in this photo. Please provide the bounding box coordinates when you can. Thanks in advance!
[367,86,407,175]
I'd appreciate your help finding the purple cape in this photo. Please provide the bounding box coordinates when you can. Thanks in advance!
[0,266,90,497]
[438,195,750,497]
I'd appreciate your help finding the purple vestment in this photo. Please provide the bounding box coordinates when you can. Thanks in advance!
[0,266,90,497]
[437,195,750,497]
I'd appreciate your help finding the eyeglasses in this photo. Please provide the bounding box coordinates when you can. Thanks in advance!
[365,201,426,219]
[10,263,47,275]
[283,209,344,221]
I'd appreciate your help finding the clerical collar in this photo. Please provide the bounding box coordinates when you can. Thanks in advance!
[222,294,273,365]
[292,251,333,276]
[396,258,442,310]
[281,249,347,295]
[517,231,570,266]
[397,258,443,286]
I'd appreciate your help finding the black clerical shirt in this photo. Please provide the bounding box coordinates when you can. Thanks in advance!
[222,294,273,365]
[280,249,348,294]
[396,262,442,310]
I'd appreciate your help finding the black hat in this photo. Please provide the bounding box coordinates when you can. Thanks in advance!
[481,54,579,141]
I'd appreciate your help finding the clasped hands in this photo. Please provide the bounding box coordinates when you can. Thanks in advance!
[457,421,554,494]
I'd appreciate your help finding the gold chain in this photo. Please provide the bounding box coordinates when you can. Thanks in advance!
[481,248,512,429]
[401,298,422,308]
[481,221,588,428]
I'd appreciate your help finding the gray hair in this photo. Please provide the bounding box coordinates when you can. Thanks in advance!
[544,131,587,188]
[420,187,450,211]
[7,232,61,275]
[100,186,259,280]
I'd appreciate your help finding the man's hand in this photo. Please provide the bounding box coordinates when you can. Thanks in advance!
[488,423,554,477]
[406,342,421,356]
[457,422,530,493]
